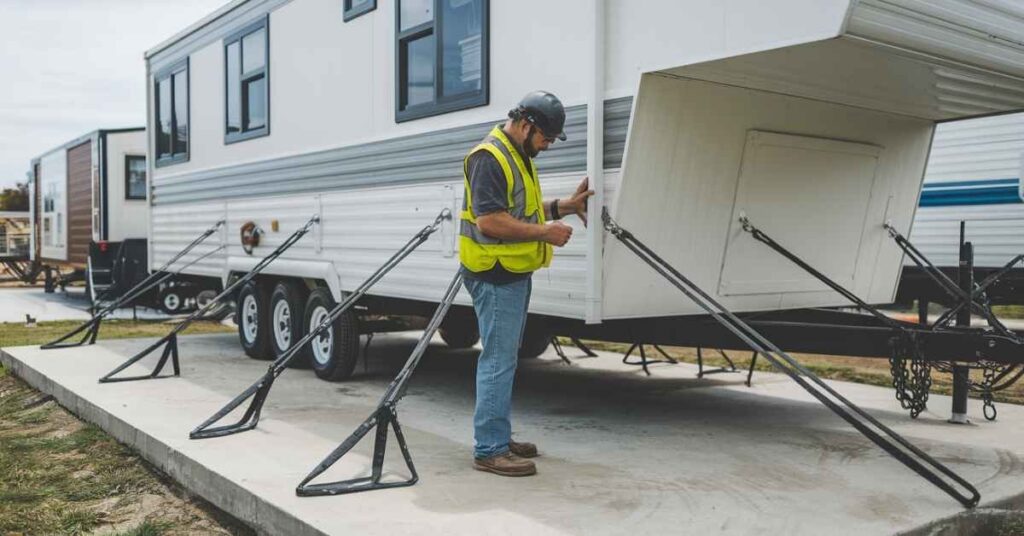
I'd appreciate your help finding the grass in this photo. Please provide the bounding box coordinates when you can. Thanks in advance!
[570,340,1024,406]
[0,318,234,348]
[0,319,245,535]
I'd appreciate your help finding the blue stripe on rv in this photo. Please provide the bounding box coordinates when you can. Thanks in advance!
[919,178,1022,207]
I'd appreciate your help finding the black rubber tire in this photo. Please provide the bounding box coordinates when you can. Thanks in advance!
[304,288,360,381]
[158,286,187,315]
[268,280,307,366]
[236,280,272,360]
[439,314,480,349]
[518,318,551,359]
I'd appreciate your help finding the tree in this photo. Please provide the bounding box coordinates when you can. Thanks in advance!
[0,182,29,212]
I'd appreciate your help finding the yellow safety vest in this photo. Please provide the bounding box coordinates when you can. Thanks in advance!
[460,126,553,273]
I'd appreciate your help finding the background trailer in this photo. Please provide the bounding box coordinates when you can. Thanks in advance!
[899,112,1024,307]
[29,128,149,294]
[145,0,1024,381]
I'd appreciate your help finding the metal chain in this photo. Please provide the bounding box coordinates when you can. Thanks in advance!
[889,333,932,418]
[981,366,998,421]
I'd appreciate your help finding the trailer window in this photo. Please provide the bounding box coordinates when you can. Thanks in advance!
[396,0,488,122]
[225,17,270,144]
[125,155,147,200]
[154,59,189,167]
[344,0,376,21]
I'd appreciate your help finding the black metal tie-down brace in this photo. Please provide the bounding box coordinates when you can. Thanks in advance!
[96,215,321,383]
[296,271,463,496]
[601,209,980,508]
[40,220,227,350]
[189,209,451,439]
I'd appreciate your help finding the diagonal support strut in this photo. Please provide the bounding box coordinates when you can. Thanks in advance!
[189,209,452,439]
[98,215,320,383]
[296,270,463,496]
[41,220,226,350]
[604,208,980,508]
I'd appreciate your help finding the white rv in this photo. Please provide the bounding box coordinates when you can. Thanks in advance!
[145,0,1024,379]
[900,113,1024,306]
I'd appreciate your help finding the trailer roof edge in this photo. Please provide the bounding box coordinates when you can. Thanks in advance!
[29,127,145,164]
[144,0,250,60]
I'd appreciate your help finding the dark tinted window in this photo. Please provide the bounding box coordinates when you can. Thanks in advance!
[396,0,488,122]
[226,42,241,133]
[343,0,376,21]
[405,34,435,108]
[157,77,172,157]
[154,59,188,166]
[225,17,269,143]
[441,0,483,97]
[125,155,146,200]
[173,70,189,155]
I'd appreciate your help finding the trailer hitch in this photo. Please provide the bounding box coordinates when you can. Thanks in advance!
[97,215,320,383]
[41,220,226,350]
[189,209,451,439]
[603,208,980,508]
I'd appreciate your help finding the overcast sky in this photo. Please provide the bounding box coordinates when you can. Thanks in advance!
[0,0,227,189]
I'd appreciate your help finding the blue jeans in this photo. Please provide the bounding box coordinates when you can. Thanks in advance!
[464,276,532,459]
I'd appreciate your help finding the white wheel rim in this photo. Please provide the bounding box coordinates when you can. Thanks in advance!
[310,305,333,365]
[164,293,180,311]
[273,299,292,350]
[242,294,259,343]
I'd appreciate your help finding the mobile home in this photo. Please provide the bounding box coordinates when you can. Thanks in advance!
[29,128,149,292]
[900,113,1024,306]
[146,0,1024,379]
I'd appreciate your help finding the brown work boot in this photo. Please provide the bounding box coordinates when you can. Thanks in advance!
[509,440,539,458]
[473,452,537,477]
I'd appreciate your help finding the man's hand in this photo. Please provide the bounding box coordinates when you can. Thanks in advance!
[542,221,573,247]
[559,177,595,226]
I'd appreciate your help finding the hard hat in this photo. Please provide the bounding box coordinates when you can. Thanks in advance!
[512,90,567,141]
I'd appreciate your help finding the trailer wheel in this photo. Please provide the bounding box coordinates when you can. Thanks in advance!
[159,287,187,314]
[304,288,360,381]
[236,281,272,360]
[269,280,307,366]
[518,319,551,359]
[439,315,480,349]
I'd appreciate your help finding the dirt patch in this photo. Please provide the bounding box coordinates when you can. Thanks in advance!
[0,365,251,536]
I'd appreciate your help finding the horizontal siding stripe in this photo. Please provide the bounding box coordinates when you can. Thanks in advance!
[152,97,633,206]
[922,177,1018,189]
[919,177,1022,207]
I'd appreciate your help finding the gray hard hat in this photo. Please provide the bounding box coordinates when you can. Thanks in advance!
[512,90,567,141]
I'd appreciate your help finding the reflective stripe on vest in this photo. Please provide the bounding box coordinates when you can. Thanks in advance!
[459,126,553,273]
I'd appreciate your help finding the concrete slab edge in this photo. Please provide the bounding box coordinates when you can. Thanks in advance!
[0,347,329,536]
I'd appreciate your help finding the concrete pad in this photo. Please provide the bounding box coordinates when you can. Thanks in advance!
[3,333,1024,535]
[0,287,170,322]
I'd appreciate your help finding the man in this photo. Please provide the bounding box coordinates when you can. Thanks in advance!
[459,90,593,477]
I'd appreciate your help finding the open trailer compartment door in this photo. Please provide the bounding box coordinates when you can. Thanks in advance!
[601,0,1024,321]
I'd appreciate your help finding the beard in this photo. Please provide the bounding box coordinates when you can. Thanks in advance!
[523,127,540,158]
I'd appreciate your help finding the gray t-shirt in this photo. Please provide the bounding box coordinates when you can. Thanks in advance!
[461,148,533,284]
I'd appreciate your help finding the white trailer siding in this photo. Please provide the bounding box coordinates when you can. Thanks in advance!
[148,0,593,179]
[103,130,148,243]
[151,169,621,317]
[146,0,1024,322]
[909,113,1024,268]
[602,74,932,319]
